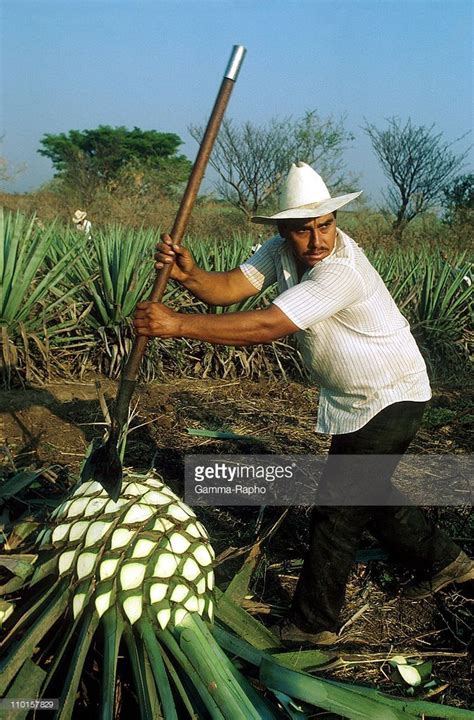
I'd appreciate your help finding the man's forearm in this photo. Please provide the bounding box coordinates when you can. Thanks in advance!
[175,305,297,346]
[133,301,299,344]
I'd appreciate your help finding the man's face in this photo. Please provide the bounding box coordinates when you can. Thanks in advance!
[279,214,337,268]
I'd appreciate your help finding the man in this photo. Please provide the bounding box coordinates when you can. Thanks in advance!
[134,162,474,646]
[72,209,92,240]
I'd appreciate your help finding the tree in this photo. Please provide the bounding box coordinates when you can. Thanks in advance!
[38,126,191,204]
[442,173,474,225]
[363,117,470,235]
[189,111,355,220]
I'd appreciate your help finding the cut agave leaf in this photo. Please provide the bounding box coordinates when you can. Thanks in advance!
[143,490,173,506]
[123,482,148,497]
[73,592,87,619]
[58,549,77,575]
[165,533,191,554]
[167,504,191,522]
[123,503,154,524]
[95,591,114,619]
[122,595,143,625]
[397,664,422,687]
[131,539,157,558]
[84,520,113,547]
[111,528,135,549]
[183,596,199,613]
[67,497,90,518]
[193,544,213,566]
[84,497,109,516]
[120,563,147,591]
[0,599,15,626]
[69,521,90,542]
[153,518,174,532]
[153,552,180,579]
[149,582,168,604]
[412,660,433,682]
[389,655,408,666]
[157,605,172,630]
[52,524,70,544]
[170,584,189,603]
[76,552,99,579]
[99,558,120,580]
[182,558,201,582]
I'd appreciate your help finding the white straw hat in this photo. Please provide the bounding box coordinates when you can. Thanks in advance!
[72,210,87,223]
[252,162,362,224]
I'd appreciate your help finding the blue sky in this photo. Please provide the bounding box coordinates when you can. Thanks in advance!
[1,0,472,205]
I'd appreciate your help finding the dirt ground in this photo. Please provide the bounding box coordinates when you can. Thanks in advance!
[1,375,473,712]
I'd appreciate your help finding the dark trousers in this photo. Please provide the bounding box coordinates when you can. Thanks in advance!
[290,401,461,633]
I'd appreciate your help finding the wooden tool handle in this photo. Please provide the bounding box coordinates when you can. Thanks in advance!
[117,46,246,398]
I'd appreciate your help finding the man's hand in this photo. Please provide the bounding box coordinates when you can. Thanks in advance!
[155,234,195,284]
[134,302,180,338]
[155,233,259,306]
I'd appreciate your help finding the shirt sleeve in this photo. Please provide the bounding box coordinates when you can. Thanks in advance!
[239,237,280,291]
[273,261,365,329]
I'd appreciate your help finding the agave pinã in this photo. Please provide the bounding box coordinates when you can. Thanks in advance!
[0,469,277,719]
[41,472,215,630]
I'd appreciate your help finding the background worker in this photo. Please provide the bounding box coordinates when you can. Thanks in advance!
[133,162,474,646]
[72,209,92,239]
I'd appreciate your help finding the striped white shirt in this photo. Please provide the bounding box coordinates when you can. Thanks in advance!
[240,229,431,434]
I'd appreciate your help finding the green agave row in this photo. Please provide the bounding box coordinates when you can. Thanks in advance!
[37,472,215,629]
[1,209,471,383]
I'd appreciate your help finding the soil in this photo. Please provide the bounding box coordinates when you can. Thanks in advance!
[1,374,473,712]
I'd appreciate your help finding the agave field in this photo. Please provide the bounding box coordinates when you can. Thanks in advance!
[0,208,473,718]
[0,208,472,385]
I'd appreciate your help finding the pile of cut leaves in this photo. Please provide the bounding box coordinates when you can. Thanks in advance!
[0,461,472,719]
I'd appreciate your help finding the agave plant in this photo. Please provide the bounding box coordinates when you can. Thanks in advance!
[63,225,182,378]
[367,243,472,375]
[411,251,472,369]
[367,245,420,311]
[0,210,84,382]
[0,467,273,718]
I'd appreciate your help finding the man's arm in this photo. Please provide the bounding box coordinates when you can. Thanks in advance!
[134,302,299,346]
[156,235,259,306]
[183,265,259,306]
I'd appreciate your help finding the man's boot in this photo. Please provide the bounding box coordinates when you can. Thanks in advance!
[404,550,474,600]
[269,618,339,647]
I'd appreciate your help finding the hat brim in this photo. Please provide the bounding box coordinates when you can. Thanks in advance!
[251,192,362,224]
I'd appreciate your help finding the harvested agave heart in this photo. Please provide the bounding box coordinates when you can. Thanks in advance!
[0,469,270,719]
[35,470,215,629]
